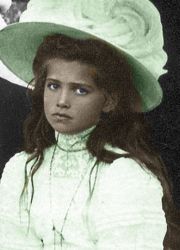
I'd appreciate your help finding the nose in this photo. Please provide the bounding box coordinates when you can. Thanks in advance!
[56,88,71,108]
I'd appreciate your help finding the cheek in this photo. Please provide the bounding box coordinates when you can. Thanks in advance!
[43,103,49,119]
[43,96,48,110]
[76,98,105,118]
[44,94,53,115]
[89,95,106,113]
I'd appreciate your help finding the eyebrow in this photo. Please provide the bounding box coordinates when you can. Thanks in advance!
[46,78,94,89]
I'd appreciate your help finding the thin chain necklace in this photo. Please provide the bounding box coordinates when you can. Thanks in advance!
[49,133,98,250]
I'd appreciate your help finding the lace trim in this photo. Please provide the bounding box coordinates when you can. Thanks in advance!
[55,126,96,151]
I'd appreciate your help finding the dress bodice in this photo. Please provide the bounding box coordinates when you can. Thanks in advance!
[0,126,167,249]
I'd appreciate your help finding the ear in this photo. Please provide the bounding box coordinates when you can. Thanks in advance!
[102,93,118,113]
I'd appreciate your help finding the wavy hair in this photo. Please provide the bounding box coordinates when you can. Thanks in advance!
[22,34,173,219]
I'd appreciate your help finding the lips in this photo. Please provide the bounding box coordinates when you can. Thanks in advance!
[52,113,72,119]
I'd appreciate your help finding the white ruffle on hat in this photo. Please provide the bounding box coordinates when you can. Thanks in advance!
[20,0,167,80]
[0,0,167,111]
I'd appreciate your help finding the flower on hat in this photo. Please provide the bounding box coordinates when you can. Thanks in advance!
[20,0,167,80]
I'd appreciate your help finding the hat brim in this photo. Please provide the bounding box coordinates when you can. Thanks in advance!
[0,22,162,112]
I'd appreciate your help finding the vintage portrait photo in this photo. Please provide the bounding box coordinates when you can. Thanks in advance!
[0,0,180,249]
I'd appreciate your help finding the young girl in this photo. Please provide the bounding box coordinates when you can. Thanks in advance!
[0,0,179,249]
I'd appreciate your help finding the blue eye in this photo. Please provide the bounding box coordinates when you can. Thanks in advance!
[76,87,89,95]
[47,82,59,90]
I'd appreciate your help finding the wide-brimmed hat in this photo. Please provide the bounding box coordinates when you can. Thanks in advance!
[0,0,167,111]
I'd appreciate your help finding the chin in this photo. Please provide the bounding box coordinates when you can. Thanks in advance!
[53,125,77,135]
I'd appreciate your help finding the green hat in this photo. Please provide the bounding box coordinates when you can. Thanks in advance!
[0,0,167,112]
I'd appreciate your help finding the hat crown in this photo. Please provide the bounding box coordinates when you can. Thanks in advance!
[20,0,167,80]
[0,0,166,110]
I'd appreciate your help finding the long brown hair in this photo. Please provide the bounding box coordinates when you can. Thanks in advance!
[22,34,173,207]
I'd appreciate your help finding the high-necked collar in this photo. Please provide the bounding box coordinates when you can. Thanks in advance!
[55,126,96,151]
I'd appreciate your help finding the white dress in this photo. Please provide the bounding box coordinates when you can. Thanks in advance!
[0,127,167,249]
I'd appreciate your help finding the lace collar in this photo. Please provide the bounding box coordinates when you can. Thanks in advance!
[55,126,96,151]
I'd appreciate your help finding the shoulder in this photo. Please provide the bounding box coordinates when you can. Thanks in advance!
[0,151,29,187]
[100,156,159,188]
[103,144,151,179]
[104,144,157,182]
[3,151,29,168]
[0,151,31,213]
[97,145,163,203]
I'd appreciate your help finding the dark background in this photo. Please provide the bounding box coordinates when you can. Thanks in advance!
[146,0,180,205]
[0,0,180,205]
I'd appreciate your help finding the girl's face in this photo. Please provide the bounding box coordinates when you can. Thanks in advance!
[44,58,113,134]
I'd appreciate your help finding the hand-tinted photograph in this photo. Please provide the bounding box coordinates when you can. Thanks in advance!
[0,0,180,249]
